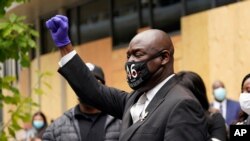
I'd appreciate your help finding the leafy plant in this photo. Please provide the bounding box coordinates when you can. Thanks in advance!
[0,14,38,66]
[0,71,52,140]
[0,0,47,140]
[0,76,36,140]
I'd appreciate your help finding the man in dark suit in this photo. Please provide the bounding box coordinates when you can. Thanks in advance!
[211,80,241,125]
[45,15,208,141]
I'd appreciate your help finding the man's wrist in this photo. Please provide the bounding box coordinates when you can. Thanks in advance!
[59,43,74,56]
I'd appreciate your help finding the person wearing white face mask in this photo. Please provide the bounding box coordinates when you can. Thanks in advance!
[236,73,250,125]
[211,80,241,126]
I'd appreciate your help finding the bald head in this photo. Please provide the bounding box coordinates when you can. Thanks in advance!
[212,80,225,90]
[125,29,175,91]
[129,29,174,57]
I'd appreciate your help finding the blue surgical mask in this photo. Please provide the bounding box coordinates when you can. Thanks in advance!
[214,87,227,102]
[33,120,44,129]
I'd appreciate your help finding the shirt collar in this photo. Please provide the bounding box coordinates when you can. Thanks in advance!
[146,74,175,101]
[213,99,227,106]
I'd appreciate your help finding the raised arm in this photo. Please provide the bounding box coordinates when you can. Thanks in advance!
[45,15,129,119]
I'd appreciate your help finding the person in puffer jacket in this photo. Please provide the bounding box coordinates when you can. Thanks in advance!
[42,63,121,141]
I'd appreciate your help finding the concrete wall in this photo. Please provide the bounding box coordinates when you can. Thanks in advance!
[181,0,250,101]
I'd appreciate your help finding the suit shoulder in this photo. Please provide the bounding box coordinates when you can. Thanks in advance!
[163,84,201,112]
[168,84,197,101]
[227,99,240,105]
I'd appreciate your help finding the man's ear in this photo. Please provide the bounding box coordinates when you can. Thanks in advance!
[161,50,170,65]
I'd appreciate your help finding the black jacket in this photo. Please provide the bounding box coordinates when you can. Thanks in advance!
[42,105,121,141]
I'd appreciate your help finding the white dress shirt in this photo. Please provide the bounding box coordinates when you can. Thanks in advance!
[212,99,227,119]
[130,74,175,123]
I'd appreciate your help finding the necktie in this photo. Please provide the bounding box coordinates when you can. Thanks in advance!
[130,94,147,123]
[220,104,223,114]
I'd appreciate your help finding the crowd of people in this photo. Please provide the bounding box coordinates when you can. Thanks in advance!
[15,14,250,141]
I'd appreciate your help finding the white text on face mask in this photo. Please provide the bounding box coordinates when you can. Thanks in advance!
[126,64,138,79]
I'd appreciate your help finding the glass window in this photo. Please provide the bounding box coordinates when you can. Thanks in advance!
[113,0,138,47]
[153,0,181,33]
[78,0,110,43]
[67,7,80,46]
[40,14,58,55]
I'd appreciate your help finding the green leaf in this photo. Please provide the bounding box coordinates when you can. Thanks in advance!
[16,15,26,22]
[11,122,22,130]
[34,88,43,95]
[0,9,6,17]
[0,103,3,109]
[9,86,20,95]
[0,94,4,99]
[12,95,21,104]
[43,81,52,89]
[44,71,54,76]
[12,24,24,34]
[20,54,30,67]
[9,14,17,23]
[0,131,8,141]
[18,38,27,48]
[2,76,15,83]
[30,30,39,37]
[18,113,31,122]
[3,96,16,104]
[31,102,39,107]
[27,38,36,47]
[0,22,9,30]
[2,27,12,38]
[8,127,15,137]
[23,97,32,103]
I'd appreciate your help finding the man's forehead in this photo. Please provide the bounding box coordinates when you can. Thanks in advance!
[213,81,224,88]
[128,39,159,52]
[130,32,155,45]
[127,44,158,55]
[128,30,168,53]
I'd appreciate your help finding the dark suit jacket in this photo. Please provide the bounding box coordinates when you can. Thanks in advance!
[58,54,208,141]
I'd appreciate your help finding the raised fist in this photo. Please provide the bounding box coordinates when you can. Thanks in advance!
[46,15,71,48]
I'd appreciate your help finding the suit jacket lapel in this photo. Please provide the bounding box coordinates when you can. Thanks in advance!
[120,91,142,140]
[121,105,133,131]
[145,75,178,119]
[120,75,179,141]
[120,118,146,141]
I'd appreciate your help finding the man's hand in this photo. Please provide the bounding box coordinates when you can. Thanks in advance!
[46,15,71,48]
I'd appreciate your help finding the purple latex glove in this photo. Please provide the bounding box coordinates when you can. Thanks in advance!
[45,15,71,48]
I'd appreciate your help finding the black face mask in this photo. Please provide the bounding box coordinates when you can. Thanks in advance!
[125,50,166,90]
